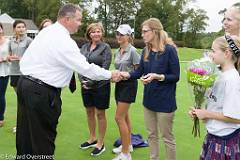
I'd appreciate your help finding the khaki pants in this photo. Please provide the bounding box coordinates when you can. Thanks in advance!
[144,107,176,160]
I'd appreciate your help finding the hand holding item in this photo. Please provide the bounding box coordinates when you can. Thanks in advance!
[0,57,7,62]
[141,73,165,84]
[80,76,96,90]
[81,81,91,89]
[111,70,121,82]
[188,107,195,120]
[120,71,130,80]
[7,54,21,61]
[192,108,208,120]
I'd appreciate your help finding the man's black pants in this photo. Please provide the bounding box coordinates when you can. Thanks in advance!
[16,76,61,159]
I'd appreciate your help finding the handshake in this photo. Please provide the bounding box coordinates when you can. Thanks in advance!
[111,70,130,82]
[111,71,165,83]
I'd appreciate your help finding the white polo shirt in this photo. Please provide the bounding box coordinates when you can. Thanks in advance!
[20,22,111,88]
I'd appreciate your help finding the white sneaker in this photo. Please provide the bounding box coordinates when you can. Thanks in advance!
[112,145,133,154]
[12,127,16,133]
[112,152,132,160]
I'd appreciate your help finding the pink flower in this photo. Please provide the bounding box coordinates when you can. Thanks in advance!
[190,68,207,75]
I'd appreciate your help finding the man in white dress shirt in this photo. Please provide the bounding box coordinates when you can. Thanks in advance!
[16,3,120,159]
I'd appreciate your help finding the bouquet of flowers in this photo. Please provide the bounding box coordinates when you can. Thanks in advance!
[186,54,219,137]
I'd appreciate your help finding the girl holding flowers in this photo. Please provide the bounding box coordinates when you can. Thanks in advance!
[189,35,240,159]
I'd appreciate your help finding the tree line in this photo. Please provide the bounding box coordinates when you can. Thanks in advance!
[0,0,225,48]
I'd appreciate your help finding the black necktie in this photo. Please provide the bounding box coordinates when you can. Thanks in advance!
[69,73,76,93]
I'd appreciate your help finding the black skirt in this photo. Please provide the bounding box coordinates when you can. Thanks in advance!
[115,79,138,103]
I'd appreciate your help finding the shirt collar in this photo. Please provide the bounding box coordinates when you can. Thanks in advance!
[222,68,236,76]
[56,21,70,35]
[12,34,27,42]
[118,43,131,53]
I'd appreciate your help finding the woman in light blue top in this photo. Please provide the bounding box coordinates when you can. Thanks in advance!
[0,23,10,127]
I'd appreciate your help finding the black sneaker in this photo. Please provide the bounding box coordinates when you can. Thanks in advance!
[80,140,97,149]
[91,144,106,156]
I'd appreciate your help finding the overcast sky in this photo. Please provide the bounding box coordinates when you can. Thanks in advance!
[91,0,239,33]
[190,0,239,32]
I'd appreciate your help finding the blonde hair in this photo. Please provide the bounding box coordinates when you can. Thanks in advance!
[213,36,240,70]
[228,4,240,36]
[141,18,176,61]
[128,35,134,45]
[85,22,105,41]
[232,2,240,17]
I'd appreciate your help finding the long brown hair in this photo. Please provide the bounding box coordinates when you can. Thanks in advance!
[141,18,176,61]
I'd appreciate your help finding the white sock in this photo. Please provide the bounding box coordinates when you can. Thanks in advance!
[121,153,130,158]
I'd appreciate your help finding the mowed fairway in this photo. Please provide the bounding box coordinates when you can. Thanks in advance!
[0,48,206,160]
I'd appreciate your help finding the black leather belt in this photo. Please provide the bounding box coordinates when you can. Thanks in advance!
[23,75,61,92]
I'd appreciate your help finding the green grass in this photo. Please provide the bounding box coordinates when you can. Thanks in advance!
[177,47,204,61]
[0,48,205,160]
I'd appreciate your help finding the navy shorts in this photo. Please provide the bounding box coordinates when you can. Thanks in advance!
[115,79,138,103]
[81,83,110,110]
